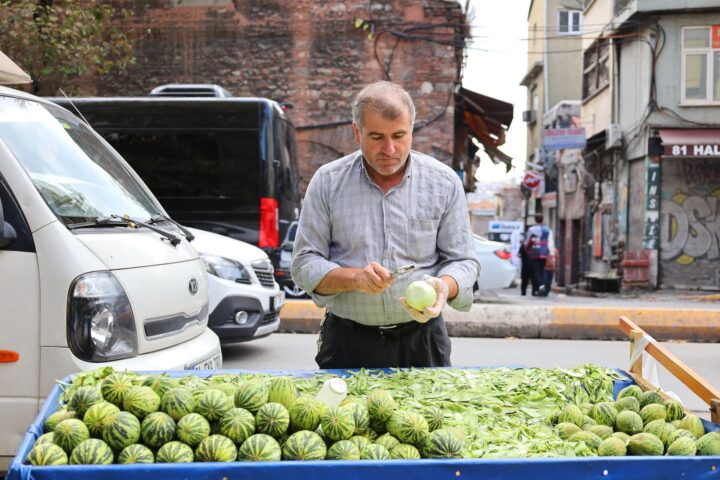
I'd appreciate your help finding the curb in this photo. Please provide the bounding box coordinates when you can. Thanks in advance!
[279,300,720,342]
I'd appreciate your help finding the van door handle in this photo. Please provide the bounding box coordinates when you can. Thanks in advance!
[272,160,281,168]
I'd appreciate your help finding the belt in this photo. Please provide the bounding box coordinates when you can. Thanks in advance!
[327,313,429,335]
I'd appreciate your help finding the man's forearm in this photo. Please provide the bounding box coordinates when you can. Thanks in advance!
[440,275,458,300]
[313,267,361,295]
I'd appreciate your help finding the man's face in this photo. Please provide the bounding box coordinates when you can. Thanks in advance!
[353,106,413,179]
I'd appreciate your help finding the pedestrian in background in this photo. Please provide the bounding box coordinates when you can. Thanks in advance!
[525,213,554,296]
[291,81,480,369]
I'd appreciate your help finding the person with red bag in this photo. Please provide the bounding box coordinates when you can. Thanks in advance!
[524,213,554,296]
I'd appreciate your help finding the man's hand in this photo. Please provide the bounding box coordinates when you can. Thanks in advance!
[400,275,449,323]
[353,261,393,295]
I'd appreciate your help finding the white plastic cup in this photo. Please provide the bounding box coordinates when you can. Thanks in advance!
[315,377,348,409]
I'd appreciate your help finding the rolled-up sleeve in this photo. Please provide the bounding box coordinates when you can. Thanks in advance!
[435,175,481,312]
[291,169,340,307]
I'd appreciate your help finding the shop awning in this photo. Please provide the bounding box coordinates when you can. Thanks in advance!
[458,87,514,171]
[658,128,720,157]
[0,51,31,85]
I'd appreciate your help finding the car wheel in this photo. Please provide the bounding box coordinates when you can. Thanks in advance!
[284,283,307,298]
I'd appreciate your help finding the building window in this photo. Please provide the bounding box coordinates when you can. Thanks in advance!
[582,38,610,100]
[682,26,720,104]
[558,10,581,35]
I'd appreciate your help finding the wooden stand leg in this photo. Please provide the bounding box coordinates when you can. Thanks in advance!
[712,399,720,424]
[629,329,643,376]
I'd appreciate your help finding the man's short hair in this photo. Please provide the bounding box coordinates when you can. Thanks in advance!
[352,81,416,129]
[534,213,544,224]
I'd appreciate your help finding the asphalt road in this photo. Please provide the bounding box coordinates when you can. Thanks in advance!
[222,333,720,420]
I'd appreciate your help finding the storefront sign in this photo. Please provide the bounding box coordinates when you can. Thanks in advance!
[542,128,587,151]
[664,144,720,157]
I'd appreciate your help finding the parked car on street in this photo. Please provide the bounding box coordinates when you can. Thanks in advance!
[274,220,307,298]
[188,227,284,344]
[473,234,516,290]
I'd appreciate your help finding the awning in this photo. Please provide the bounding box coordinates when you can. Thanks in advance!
[0,51,31,85]
[458,87,514,172]
[658,128,720,157]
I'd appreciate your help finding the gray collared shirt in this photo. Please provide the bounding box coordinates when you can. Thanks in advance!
[291,150,480,326]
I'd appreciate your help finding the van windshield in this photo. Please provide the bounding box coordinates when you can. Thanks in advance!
[0,97,161,225]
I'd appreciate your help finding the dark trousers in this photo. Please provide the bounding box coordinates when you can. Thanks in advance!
[315,313,452,369]
[520,256,531,295]
[529,258,547,295]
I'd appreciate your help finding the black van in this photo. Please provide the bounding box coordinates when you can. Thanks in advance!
[49,92,301,256]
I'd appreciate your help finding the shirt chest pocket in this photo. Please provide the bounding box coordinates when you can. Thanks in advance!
[407,217,440,260]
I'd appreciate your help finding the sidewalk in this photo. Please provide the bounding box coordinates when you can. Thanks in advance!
[279,287,720,342]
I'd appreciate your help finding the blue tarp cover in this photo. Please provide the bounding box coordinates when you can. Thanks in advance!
[7,367,720,480]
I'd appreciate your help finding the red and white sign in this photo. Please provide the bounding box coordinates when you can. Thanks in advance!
[523,171,543,190]
[713,25,720,49]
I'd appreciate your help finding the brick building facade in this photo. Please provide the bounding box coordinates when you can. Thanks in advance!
[77,0,467,193]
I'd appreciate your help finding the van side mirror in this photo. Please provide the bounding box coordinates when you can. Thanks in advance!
[0,197,17,249]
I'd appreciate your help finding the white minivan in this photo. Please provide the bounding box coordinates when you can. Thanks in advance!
[0,63,222,467]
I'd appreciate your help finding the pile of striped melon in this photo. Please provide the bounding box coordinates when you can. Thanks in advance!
[26,370,460,465]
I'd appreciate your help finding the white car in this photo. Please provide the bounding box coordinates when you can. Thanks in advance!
[474,235,517,290]
[188,227,284,344]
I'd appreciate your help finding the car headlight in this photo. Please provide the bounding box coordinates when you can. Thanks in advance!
[67,272,138,362]
[200,253,252,283]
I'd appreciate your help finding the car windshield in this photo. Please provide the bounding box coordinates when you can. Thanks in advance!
[0,96,161,226]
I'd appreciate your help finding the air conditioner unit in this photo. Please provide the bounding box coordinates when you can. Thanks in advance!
[606,123,623,149]
[522,110,537,123]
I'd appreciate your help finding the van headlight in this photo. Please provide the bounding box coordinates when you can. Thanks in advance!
[200,253,252,283]
[67,272,138,362]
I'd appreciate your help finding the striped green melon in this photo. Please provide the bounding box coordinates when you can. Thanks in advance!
[141,411,176,448]
[387,410,430,446]
[237,433,282,461]
[321,406,356,442]
[588,425,614,440]
[123,386,160,419]
[667,436,697,456]
[195,389,233,422]
[640,404,666,425]
[597,436,627,456]
[160,387,196,421]
[176,413,211,448]
[26,443,68,466]
[83,402,120,438]
[578,403,595,415]
[423,406,444,431]
[671,420,682,428]
[679,414,705,439]
[615,410,644,435]
[614,396,640,413]
[289,395,326,432]
[44,410,77,433]
[360,444,390,460]
[617,385,643,400]
[610,432,630,443]
[219,407,256,444]
[195,434,237,462]
[68,438,114,465]
[349,435,371,452]
[156,441,194,463]
[326,440,360,460]
[35,432,54,446]
[102,411,141,451]
[209,383,238,398]
[256,402,290,439]
[664,399,685,422]
[582,415,596,429]
[267,376,297,410]
[282,430,327,460]
[556,422,582,440]
[69,387,103,417]
[233,379,268,414]
[696,431,720,456]
[118,443,154,464]
[557,404,585,427]
[639,390,664,408]
[366,390,397,425]
[390,443,421,459]
[347,402,370,435]
[375,433,400,451]
[141,375,180,398]
[627,432,664,455]
[100,373,135,407]
[423,428,465,458]
[568,431,603,451]
[590,402,618,427]
[667,428,696,446]
[53,418,90,454]
[643,419,675,447]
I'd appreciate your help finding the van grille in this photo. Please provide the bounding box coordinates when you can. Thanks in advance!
[260,311,279,325]
[252,266,275,288]
[144,303,209,339]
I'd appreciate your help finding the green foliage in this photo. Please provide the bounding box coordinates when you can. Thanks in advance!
[0,0,136,94]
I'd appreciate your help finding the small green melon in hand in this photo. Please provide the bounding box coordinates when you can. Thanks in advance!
[405,281,437,311]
